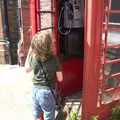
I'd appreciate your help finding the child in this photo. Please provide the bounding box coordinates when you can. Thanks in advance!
[25,30,63,120]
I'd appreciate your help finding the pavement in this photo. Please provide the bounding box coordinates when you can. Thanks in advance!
[0,65,33,120]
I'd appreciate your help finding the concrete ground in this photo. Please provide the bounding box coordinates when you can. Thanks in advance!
[0,65,82,120]
[0,65,33,120]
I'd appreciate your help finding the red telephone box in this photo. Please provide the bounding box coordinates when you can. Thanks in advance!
[28,0,120,120]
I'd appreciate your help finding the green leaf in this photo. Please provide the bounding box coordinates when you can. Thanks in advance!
[91,116,98,120]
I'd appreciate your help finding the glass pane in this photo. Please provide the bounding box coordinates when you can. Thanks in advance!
[107,31,120,45]
[106,48,120,60]
[110,13,120,23]
[40,0,52,11]
[104,0,120,23]
[111,0,120,10]
[102,76,120,104]
[104,76,120,89]
[104,62,120,76]
[102,92,113,104]
[102,31,120,47]
[41,13,52,29]
[102,88,120,104]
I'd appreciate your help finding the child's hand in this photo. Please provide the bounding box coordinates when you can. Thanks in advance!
[56,71,63,82]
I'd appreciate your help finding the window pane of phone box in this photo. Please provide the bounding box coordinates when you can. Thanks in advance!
[41,13,52,29]
[102,88,120,104]
[104,63,120,76]
[40,0,52,11]
[107,31,120,45]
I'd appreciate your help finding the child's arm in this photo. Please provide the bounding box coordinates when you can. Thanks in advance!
[55,56,63,82]
[24,47,33,73]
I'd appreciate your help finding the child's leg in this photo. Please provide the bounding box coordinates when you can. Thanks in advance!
[39,89,56,120]
[33,88,56,120]
[32,88,43,120]
[32,103,43,120]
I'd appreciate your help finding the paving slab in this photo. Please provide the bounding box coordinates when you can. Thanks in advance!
[0,65,33,120]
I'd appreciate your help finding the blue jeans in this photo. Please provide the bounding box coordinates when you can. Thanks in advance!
[32,87,56,120]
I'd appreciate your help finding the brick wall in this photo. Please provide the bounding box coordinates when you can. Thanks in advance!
[0,0,4,40]
[0,0,11,64]
[0,0,20,64]
[7,0,19,64]
[0,0,53,64]
[21,0,31,58]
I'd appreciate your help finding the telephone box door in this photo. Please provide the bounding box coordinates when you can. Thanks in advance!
[83,0,120,120]
[29,0,120,120]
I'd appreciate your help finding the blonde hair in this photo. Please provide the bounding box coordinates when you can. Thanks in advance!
[31,30,53,61]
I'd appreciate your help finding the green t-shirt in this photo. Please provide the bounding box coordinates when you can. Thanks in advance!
[29,55,62,89]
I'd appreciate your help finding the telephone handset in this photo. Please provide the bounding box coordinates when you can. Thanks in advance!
[58,0,83,35]
[73,0,81,19]
[64,0,82,28]
[64,1,73,28]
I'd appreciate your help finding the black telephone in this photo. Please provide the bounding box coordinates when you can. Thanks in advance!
[58,0,83,35]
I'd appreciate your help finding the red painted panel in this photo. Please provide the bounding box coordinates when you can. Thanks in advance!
[82,0,103,119]
[58,59,83,96]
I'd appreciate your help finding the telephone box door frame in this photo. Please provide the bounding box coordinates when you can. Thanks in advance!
[83,0,120,119]
[83,0,104,119]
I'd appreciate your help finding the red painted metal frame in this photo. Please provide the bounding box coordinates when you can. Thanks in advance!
[101,0,120,94]
[82,0,120,120]
[53,0,60,56]
[36,0,41,31]
[82,0,104,119]
[29,0,37,36]
[30,0,58,54]
[100,0,120,107]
